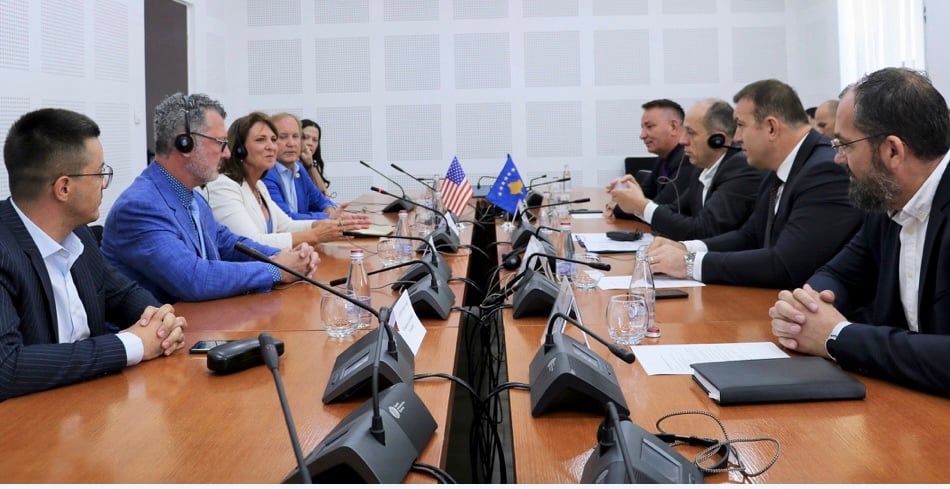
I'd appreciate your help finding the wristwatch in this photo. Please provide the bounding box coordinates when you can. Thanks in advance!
[684,251,696,279]
[825,333,839,360]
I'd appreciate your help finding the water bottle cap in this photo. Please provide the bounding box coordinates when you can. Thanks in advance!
[559,221,571,228]
[398,210,408,215]
[350,249,365,258]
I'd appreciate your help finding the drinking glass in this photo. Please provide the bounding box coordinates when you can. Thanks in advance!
[605,294,647,345]
[377,237,399,266]
[573,252,603,290]
[321,289,358,339]
[413,210,435,237]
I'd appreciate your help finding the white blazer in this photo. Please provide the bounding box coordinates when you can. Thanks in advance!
[204,174,313,249]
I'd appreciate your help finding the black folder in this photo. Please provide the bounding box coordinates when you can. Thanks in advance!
[691,357,866,405]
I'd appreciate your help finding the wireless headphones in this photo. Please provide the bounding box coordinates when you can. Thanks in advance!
[707,133,727,149]
[232,118,248,161]
[174,95,195,153]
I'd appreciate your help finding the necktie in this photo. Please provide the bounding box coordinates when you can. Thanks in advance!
[763,174,781,248]
[659,158,669,178]
[188,199,208,259]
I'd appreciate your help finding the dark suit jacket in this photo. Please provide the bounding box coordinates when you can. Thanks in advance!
[700,130,863,288]
[614,145,695,220]
[808,162,950,397]
[650,149,765,240]
[0,199,159,401]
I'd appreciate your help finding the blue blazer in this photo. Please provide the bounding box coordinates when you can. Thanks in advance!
[101,163,281,304]
[262,162,335,220]
[700,131,864,289]
[0,199,159,401]
[809,163,950,397]
[650,149,766,241]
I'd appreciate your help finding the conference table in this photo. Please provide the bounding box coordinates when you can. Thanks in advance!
[0,192,473,484]
[3,188,950,484]
[499,189,950,483]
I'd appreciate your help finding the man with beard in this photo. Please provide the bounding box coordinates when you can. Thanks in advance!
[770,67,950,397]
[102,93,319,303]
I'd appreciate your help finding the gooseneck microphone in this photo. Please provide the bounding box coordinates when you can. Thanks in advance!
[370,186,460,252]
[528,175,571,190]
[341,230,450,286]
[525,252,612,272]
[547,312,635,364]
[390,163,436,192]
[259,332,311,484]
[476,175,496,189]
[360,160,414,213]
[328,258,443,289]
[528,174,549,188]
[510,197,591,249]
[510,253,611,318]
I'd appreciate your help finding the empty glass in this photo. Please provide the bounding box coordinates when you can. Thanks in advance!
[413,209,435,237]
[605,294,647,345]
[321,289,358,339]
[377,237,399,266]
[573,252,603,290]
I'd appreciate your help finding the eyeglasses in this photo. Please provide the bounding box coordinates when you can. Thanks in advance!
[64,163,114,188]
[830,133,886,155]
[192,132,229,152]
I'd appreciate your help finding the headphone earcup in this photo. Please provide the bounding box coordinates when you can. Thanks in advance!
[707,133,726,149]
[233,142,247,160]
[174,133,194,153]
[502,250,522,270]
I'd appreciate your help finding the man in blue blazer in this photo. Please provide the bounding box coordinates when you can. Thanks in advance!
[771,68,950,397]
[647,79,863,289]
[607,99,765,240]
[101,94,319,304]
[263,112,340,221]
[1,108,187,401]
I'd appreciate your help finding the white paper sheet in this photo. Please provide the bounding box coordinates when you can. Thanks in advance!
[596,275,705,290]
[630,342,789,375]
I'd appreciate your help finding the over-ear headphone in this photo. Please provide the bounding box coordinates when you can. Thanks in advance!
[232,119,248,161]
[174,95,195,153]
[707,133,726,149]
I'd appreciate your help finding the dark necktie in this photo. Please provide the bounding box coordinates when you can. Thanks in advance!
[763,174,781,248]
[659,158,669,178]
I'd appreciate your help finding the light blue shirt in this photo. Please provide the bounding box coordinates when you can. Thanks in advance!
[275,162,300,213]
[11,200,143,365]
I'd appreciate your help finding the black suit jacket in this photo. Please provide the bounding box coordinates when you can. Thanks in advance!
[808,161,950,397]
[614,145,695,220]
[700,130,863,288]
[0,199,159,401]
[650,149,765,240]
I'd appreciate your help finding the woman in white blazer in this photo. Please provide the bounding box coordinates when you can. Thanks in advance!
[204,112,367,248]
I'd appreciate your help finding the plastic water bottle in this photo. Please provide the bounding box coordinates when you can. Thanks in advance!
[555,221,576,281]
[395,210,413,263]
[344,249,373,329]
[629,245,659,337]
[562,163,572,193]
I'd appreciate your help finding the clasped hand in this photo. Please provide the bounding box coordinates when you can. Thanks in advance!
[769,284,844,358]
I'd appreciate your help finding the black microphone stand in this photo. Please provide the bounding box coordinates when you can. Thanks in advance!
[360,160,414,212]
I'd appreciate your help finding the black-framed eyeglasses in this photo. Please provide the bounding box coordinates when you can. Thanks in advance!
[830,133,886,155]
[192,132,229,152]
[64,163,114,188]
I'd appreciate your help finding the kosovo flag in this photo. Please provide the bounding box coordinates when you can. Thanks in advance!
[486,154,527,214]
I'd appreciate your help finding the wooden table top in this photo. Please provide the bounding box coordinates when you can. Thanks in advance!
[500,189,950,484]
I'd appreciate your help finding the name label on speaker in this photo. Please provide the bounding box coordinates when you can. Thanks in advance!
[392,290,426,355]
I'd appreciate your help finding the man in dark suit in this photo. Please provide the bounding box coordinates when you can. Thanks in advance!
[647,79,863,289]
[607,99,765,240]
[608,99,696,219]
[771,68,950,397]
[0,108,187,402]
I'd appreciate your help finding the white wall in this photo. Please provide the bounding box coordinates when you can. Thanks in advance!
[185,0,842,205]
[924,0,950,98]
[0,0,147,222]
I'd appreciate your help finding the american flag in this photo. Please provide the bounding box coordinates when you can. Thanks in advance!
[440,156,473,215]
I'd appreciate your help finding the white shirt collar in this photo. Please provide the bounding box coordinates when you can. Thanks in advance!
[697,152,727,189]
[10,199,84,261]
[774,133,809,184]
[892,151,950,226]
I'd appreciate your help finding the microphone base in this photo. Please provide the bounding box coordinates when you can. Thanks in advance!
[322,329,416,404]
[406,276,456,320]
[580,419,704,484]
[428,228,460,253]
[284,382,437,483]
[511,271,558,319]
[392,253,451,291]
[382,199,414,213]
[528,333,630,418]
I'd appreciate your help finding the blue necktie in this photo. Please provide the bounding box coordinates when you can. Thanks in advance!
[188,199,208,259]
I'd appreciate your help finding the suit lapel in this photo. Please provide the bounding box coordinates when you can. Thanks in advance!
[1,199,60,341]
[145,164,204,256]
[918,165,950,317]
